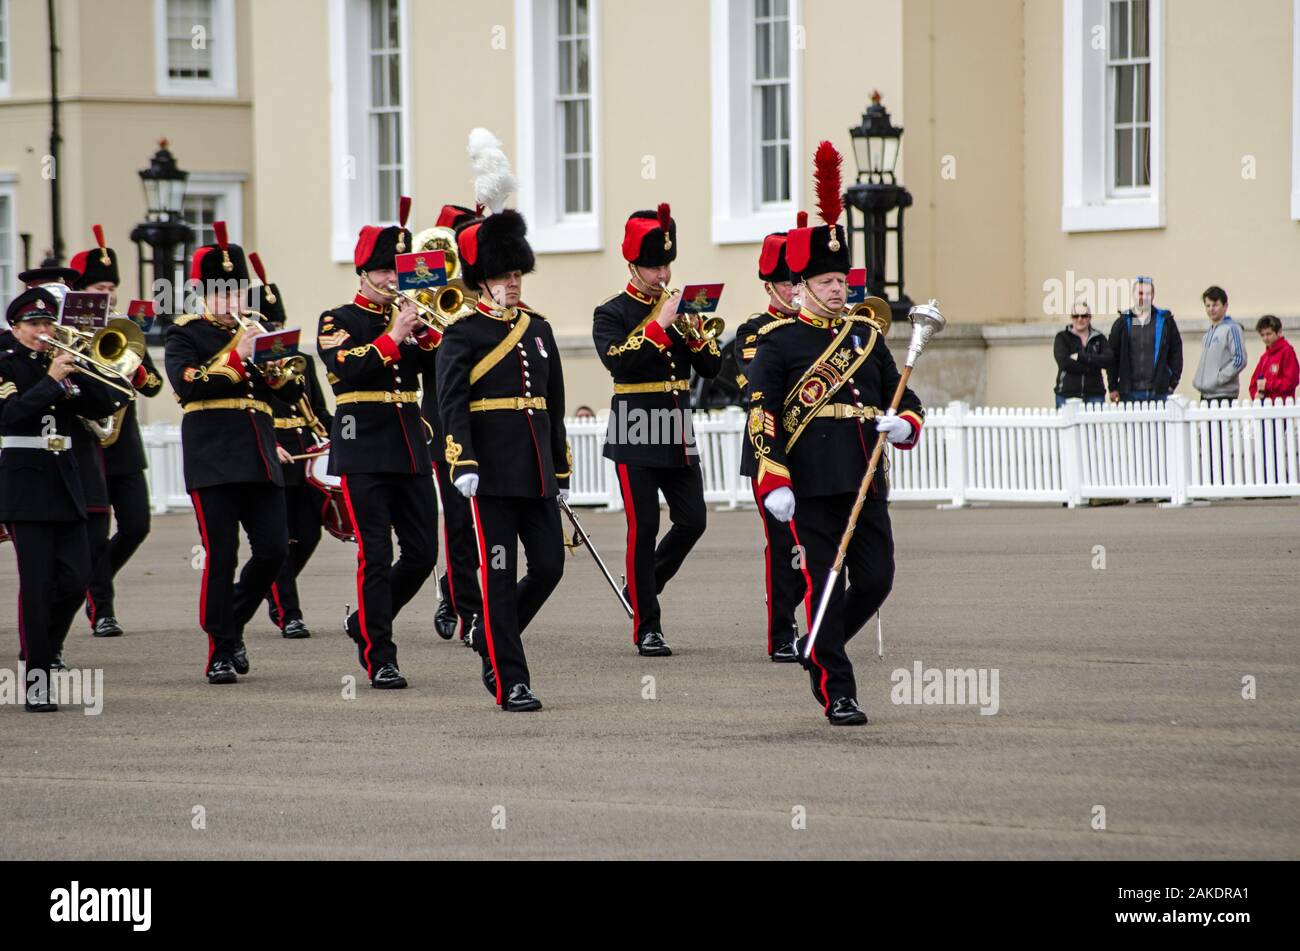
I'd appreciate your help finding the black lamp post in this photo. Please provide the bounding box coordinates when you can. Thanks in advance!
[844,92,913,323]
[129,139,194,342]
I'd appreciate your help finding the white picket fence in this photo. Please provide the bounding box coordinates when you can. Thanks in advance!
[139,397,1300,514]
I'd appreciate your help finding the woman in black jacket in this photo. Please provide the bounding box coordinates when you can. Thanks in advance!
[1053,305,1113,406]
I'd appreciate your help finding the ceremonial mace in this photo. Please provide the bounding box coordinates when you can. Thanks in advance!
[559,497,634,618]
[804,299,946,659]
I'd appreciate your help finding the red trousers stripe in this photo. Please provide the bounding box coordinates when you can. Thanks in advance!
[190,492,216,670]
[340,475,377,677]
[616,463,640,643]
[470,497,503,704]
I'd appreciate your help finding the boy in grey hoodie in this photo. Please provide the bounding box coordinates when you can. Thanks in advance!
[1193,286,1246,402]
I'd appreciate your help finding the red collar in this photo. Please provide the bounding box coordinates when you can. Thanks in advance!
[768,304,796,319]
[475,298,517,322]
[624,282,656,305]
[797,308,836,330]
[353,293,387,315]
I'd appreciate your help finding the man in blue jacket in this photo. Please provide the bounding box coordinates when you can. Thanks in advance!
[1108,276,1183,403]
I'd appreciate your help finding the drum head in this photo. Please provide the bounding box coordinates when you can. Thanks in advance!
[308,451,342,489]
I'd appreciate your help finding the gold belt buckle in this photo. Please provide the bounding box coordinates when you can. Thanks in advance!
[48,435,67,452]
[515,397,529,410]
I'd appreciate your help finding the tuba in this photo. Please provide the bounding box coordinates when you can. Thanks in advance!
[845,295,892,336]
[384,225,479,331]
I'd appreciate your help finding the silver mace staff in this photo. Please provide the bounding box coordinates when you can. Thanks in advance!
[559,496,634,618]
[804,299,946,659]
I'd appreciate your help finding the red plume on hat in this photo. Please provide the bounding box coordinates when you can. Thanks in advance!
[249,252,276,305]
[213,220,234,273]
[396,195,411,252]
[814,141,843,251]
[797,211,808,228]
[658,202,673,252]
[93,224,110,266]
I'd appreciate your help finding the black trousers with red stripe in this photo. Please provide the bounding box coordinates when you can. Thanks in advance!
[433,459,482,634]
[616,463,707,644]
[752,484,811,655]
[8,520,90,686]
[342,472,437,675]
[75,511,110,636]
[267,484,327,627]
[190,484,289,673]
[86,471,152,621]
[471,495,563,702]
[796,490,894,709]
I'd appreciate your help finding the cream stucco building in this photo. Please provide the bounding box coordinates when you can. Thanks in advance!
[3,0,1299,423]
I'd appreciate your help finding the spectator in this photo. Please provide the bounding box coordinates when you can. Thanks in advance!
[1108,276,1182,403]
[1248,315,1299,402]
[1053,303,1112,407]
[573,405,596,420]
[1191,286,1246,403]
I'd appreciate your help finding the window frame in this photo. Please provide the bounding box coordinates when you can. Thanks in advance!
[0,0,11,99]
[182,172,246,249]
[710,0,802,245]
[0,174,17,317]
[514,0,604,254]
[153,0,238,99]
[1061,0,1164,232]
[328,0,413,264]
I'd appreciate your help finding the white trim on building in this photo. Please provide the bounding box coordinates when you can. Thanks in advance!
[514,0,603,254]
[0,173,17,316]
[709,0,802,245]
[153,0,238,98]
[1292,0,1300,220]
[327,0,413,264]
[0,0,11,99]
[1061,0,1164,232]
[182,171,246,248]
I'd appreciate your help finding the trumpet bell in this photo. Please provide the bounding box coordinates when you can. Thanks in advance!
[699,316,726,341]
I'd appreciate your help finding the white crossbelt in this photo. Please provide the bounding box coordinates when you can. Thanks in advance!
[0,434,71,452]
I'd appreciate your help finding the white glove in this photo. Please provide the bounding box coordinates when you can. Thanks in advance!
[454,473,479,498]
[764,486,796,523]
[875,410,913,445]
[558,487,570,502]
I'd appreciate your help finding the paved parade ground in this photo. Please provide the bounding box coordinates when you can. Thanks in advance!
[1,501,1296,860]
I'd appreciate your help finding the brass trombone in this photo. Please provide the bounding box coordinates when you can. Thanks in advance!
[39,318,145,399]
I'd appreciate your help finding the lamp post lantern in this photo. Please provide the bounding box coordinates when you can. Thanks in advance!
[845,92,913,323]
[129,139,194,341]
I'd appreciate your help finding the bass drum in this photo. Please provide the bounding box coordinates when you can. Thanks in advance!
[305,444,356,544]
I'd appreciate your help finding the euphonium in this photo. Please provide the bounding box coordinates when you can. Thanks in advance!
[844,296,892,336]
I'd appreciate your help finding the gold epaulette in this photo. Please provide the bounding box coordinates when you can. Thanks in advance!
[172,314,201,327]
[758,318,795,336]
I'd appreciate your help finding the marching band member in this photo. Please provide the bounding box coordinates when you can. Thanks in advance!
[434,220,566,710]
[250,254,333,640]
[317,197,439,690]
[733,221,808,663]
[423,203,484,645]
[1,287,123,710]
[164,224,302,684]
[436,129,568,711]
[592,204,722,657]
[745,143,924,725]
[72,226,166,639]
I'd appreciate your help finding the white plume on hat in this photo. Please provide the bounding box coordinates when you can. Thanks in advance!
[467,128,517,215]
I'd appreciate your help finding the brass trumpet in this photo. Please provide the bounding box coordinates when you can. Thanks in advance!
[38,319,144,399]
[661,284,725,343]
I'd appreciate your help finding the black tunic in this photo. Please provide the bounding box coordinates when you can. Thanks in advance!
[435,301,569,498]
[592,284,723,468]
[163,313,302,491]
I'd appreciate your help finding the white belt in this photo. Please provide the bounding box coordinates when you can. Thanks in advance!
[0,434,71,453]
